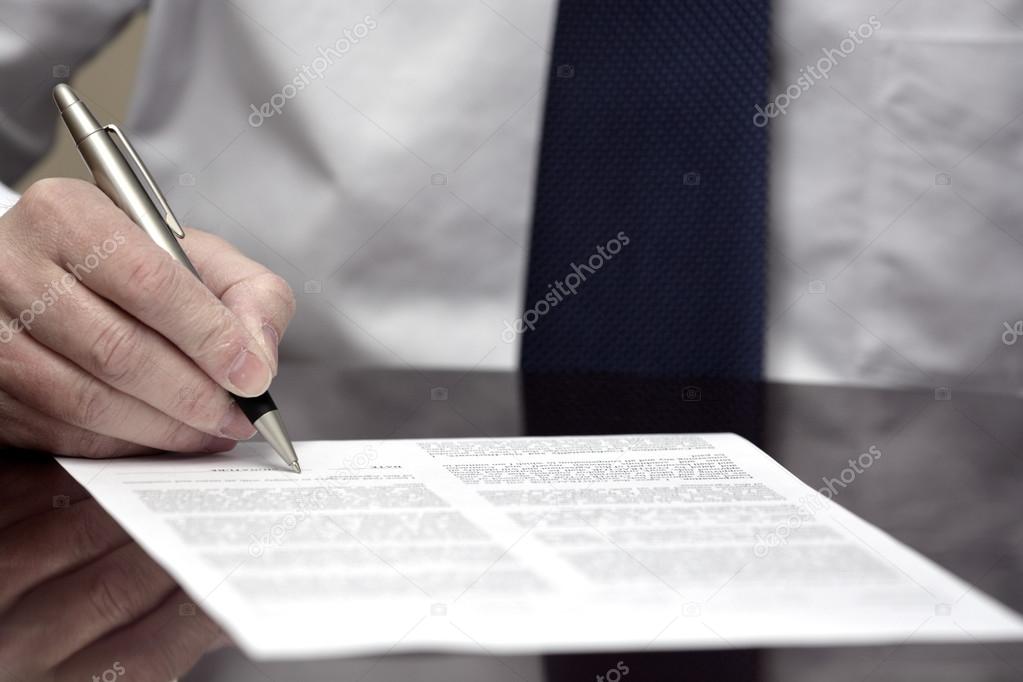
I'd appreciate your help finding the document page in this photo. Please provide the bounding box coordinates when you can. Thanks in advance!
[58,434,1023,660]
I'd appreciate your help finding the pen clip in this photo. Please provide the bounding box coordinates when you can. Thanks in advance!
[104,124,186,240]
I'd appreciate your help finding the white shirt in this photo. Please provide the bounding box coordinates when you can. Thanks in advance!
[2,0,1022,394]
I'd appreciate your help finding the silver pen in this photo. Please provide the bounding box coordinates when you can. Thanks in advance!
[53,84,301,473]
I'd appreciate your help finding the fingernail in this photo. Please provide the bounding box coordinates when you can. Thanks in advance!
[219,407,257,440]
[227,349,272,397]
[262,324,279,375]
[201,435,239,453]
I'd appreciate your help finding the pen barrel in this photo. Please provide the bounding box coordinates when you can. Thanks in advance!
[76,131,198,277]
[58,98,103,145]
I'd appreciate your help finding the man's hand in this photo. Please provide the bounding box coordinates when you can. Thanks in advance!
[0,456,230,681]
[0,178,296,457]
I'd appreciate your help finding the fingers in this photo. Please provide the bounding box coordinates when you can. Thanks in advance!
[0,260,256,441]
[0,498,129,611]
[0,388,163,459]
[0,543,177,676]
[54,589,226,682]
[0,332,238,453]
[183,230,296,374]
[61,223,275,398]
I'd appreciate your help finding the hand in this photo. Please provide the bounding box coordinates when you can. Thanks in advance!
[0,178,296,457]
[0,456,229,681]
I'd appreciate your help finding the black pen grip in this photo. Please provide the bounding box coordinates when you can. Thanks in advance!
[234,391,278,423]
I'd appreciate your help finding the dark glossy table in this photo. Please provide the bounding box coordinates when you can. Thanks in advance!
[5,366,1023,681]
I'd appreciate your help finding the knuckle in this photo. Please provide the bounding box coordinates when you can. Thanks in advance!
[89,321,144,385]
[17,178,94,230]
[263,273,297,319]
[17,179,129,260]
[70,501,119,562]
[70,375,114,429]
[18,178,68,222]
[175,380,227,427]
[125,253,180,306]
[191,307,238,361]
[84,561,137,625]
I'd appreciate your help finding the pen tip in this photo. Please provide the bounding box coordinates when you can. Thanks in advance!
[252,409,301,475]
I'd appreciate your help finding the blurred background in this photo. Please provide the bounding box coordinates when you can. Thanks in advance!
[16,14,145,189]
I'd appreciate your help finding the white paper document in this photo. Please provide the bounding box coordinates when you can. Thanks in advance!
[59,434,1023,660]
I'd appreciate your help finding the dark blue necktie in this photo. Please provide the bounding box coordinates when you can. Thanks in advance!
[521,1,772,380]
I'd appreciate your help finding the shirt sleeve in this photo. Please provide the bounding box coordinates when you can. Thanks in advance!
[0,181,19,216]
[0,0,144,185]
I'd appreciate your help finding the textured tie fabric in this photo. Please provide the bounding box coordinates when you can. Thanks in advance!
[521,1,772,380]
